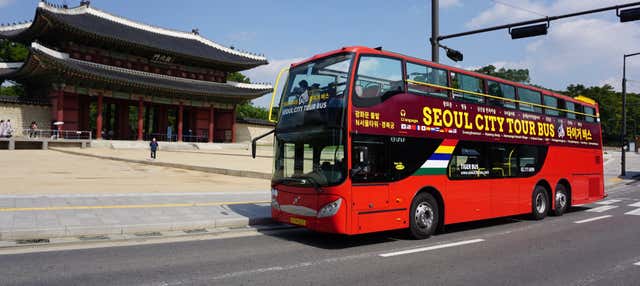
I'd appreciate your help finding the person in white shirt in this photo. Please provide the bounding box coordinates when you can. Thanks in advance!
[5,119,12,138]
[0,120,5,138]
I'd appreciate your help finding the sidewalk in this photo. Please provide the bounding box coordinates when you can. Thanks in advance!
[603,150,640,190]
[0,149,274,244]
[0,192,271,242]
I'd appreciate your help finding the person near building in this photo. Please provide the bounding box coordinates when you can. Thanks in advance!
[149,137,158,159]
[4,119,12,138]
[0,120,5,138]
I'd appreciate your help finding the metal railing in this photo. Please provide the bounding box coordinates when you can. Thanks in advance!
[144,133,209,142]
[21,129,92,140]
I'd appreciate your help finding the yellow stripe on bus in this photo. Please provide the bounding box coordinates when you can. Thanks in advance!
[405,79,598,118]
[435,145,455,154]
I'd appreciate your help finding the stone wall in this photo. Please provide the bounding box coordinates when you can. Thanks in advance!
[235,123,274,145]
[0,103,51,136]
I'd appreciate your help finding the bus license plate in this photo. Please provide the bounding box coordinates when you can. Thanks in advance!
[290,217,306,226]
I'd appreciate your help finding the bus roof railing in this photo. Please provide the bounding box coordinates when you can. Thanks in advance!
[406,79,599,119]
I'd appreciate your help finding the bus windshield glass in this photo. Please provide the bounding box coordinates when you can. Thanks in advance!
[277,53,353,131]
[273,53,352,187]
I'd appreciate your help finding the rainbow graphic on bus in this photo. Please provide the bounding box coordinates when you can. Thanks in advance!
[414,139,459,175]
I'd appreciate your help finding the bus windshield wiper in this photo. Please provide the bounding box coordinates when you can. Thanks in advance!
[280,176,322,192]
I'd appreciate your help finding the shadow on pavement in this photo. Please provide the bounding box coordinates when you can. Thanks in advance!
[258,206,591,250]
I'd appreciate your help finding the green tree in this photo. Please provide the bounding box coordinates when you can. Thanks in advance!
[474,65,530,83]
[226,72,270,120]
[0,40,28,62]
[227,72,251,83]
[0,40,28,96]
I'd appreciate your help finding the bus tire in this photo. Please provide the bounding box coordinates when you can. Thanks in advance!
[552,184,569,216]
[531,186,549,220]
[409,192,439,239]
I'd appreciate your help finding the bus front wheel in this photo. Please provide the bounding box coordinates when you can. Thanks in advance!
[409,193,439,239]
[531,186,549,220]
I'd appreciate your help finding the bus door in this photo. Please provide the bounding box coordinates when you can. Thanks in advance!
[446,142,492,221]
[487,144,521,216]
[350,137,391,232]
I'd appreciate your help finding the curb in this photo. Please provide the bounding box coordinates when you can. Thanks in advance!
[0,215,275,242]
[49,148,271,180]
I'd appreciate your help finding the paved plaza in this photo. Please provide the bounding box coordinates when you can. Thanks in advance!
[0,148,273,242]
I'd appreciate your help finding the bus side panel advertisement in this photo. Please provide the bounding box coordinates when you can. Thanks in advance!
[351,94,601,149]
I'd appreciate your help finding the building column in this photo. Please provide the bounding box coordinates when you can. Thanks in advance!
[231,105,236,143]
[96,93,103,139]
[56,85,65,132]
[137,97,144,141]
[178,102,184,142]
[208,105,215,143]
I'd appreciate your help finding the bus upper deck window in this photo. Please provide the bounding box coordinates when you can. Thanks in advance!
[353,56,404,106]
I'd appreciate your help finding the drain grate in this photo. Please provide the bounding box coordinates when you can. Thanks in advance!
[16,238,50,244]
[134,231,162,237]
[183,228,207,234]
[78,235,109,241]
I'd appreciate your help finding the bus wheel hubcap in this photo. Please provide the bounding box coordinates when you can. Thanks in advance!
[415,202,434,230]
[556,192,567,210]
[536,193,546,213]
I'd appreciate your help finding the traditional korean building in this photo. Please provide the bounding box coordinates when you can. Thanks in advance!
[0,1,272,142]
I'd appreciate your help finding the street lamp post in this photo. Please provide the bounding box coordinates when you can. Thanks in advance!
[431,0,439,63]
[621,52,640,177]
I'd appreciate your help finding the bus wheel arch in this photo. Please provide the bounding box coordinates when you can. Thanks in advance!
[409,187,445,238]
[531,180,551,220]
[553,179,571,216]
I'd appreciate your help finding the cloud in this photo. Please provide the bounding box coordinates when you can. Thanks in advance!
[244,57,306,107]
[467,0,632,28]
[490,17,640,91]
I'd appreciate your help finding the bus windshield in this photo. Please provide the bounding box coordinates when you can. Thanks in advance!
[273,53,353,187]
[277,53,353,131]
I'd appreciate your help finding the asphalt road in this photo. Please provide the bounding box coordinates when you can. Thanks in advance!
[1,183,639,286]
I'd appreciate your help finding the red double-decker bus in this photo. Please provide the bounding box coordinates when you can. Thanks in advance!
[260,46,603,239]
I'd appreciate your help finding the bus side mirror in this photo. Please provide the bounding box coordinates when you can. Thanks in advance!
[251,129,275,159]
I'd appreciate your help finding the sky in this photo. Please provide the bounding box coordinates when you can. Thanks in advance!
[1,0,639,107]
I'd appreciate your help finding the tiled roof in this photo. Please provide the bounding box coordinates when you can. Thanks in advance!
[0,1,268,70]
[1,42,273,99]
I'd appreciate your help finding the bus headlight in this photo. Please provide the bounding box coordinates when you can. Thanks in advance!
[271,188,278,198]
[317,198,342,218]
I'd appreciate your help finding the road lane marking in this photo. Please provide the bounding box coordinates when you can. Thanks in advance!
[634,262,640,266]
[595,199,622,205]
[0,200,270,212]
[586,205,618,213]
[574,215,613,224]
[629,202,640,208]
[379,239,485,258]
[624,209,640,216]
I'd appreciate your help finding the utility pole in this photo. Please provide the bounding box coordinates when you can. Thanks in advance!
[431,0,439,63]
[622,56,627,177]
[621,52,640,176]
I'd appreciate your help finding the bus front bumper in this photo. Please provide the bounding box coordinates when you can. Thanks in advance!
[271,191,348,234]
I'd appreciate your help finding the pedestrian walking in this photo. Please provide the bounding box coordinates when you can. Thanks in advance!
[30,121,38,138]
[4,119,12,138]
[150,137,158,159]
[0,120,5,138]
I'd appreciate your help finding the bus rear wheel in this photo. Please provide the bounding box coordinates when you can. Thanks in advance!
[530,186,549,220]
[409,193,439,239]
[552,184,569,216]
